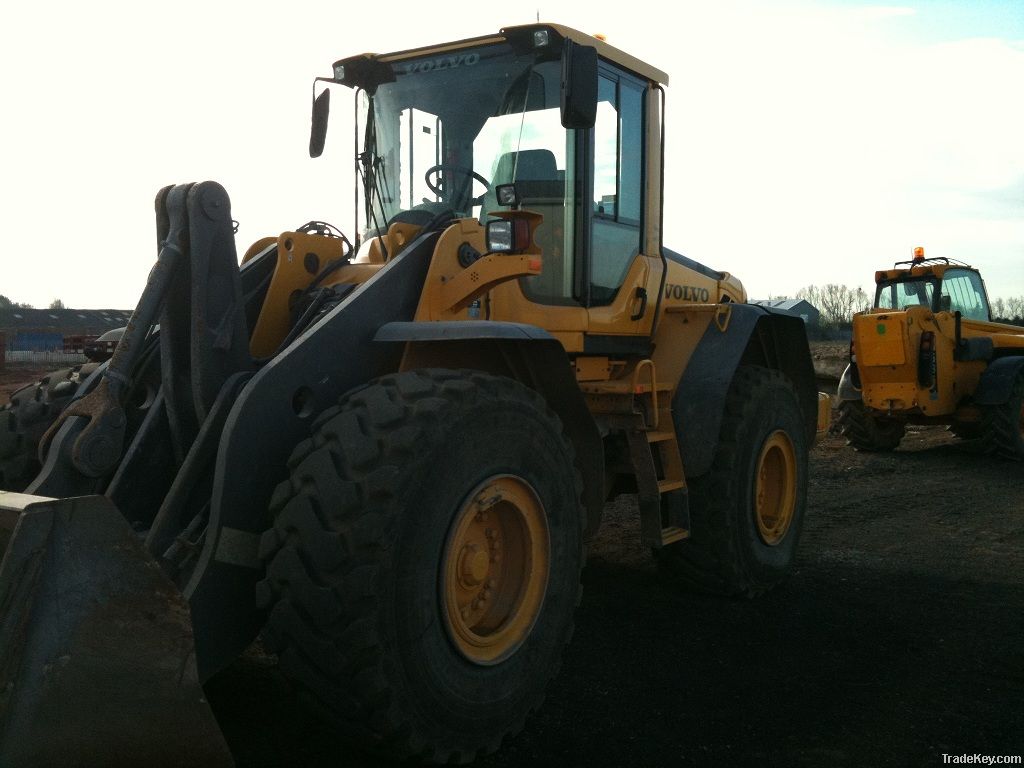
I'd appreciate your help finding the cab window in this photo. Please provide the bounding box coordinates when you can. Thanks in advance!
[940,269,989,320]
[876,279,935,310]
[590,72,644,305]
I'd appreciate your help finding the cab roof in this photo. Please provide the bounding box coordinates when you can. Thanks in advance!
[339,23,669,86]
[876,258,978,284]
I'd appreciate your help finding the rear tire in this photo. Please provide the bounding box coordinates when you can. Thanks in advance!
[256,369,584,763]
[837,400,905,452]
[0,364,99,490]
[657,366,808,597]
[979,371,1024,460]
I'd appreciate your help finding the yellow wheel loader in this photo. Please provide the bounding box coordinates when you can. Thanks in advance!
[839,248,1024,457]
[0,24,828,765]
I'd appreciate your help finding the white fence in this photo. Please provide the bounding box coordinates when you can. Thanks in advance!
[3,351,88,366]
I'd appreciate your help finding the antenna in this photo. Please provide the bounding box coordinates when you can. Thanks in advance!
[536,9,540,22]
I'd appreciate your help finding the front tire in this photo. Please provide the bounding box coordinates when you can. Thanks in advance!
[256,369,583,762]
[657,366,808,597]
[837,400,905,452]
[980,371,1024,460]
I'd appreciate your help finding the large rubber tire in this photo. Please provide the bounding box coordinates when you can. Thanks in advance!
[837,400,905,452]
[657,366,808,597]
[256,369,584,763]
[979,371,1024,460]
[0,363,99,491]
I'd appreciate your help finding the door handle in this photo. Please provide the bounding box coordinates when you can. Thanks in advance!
[630,287,648,321]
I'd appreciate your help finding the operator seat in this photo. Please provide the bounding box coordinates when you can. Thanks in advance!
[481,149,566,297]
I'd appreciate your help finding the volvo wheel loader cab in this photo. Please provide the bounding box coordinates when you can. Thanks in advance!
[838,248,1024,457]
[0,24,825,765]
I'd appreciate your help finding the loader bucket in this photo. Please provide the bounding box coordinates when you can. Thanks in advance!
[0,492,233,767]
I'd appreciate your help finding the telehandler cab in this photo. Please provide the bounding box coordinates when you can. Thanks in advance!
[0,24,827,765]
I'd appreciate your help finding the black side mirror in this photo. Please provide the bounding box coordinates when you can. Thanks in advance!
[309,89,331,158]
[560,40,598,129]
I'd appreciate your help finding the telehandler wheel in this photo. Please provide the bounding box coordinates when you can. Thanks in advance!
[949,421,983,441]
[256,369,584,763]
[657,366,808,597]
[980,371,1024,460]
[0,363,99,491]
[837,400,906,452]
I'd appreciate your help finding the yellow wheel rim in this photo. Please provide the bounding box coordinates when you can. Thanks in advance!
[442,475,550,665]
[754,430,797,546]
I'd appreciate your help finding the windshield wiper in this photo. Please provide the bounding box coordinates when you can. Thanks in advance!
[358,98,392,259]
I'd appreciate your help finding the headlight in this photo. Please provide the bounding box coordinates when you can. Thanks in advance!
[486,218,531,254]
[486,220,514,252]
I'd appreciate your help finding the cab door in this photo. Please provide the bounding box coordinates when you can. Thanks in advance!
[584,67,657,345]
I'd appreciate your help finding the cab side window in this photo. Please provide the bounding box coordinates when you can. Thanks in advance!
[941,269,989,320]
[591,73,644,305]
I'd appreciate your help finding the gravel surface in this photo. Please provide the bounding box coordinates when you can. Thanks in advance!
[4,352,1020,767]
[209,420,1023,767]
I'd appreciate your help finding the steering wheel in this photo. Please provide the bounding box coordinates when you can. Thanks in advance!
[424,164,490,207]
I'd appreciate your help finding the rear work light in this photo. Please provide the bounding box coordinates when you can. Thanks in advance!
[495,183,519,208]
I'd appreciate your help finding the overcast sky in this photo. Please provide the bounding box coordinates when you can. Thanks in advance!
[2,0,1021,309]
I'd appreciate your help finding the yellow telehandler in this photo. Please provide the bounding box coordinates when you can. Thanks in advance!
[0,24,828,765]
[839,247,1024,457]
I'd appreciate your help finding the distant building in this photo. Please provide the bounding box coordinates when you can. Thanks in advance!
[0,307,132,352]
[752,299,820,326]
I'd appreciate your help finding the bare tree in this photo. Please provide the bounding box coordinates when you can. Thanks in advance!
[991,297,1007,320]
[1006,296,1024,321]
[797,284,871,327]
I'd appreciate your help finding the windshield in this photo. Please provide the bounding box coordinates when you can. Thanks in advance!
[354,42,574,264]
[875,268,989,320]
[876,277,937,311]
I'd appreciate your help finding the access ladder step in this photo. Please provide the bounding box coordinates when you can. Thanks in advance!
[660,526,690,546]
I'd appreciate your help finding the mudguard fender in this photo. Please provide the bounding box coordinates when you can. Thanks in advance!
[673,305,817,478]
[837,363,862,402]
[974,355,1024,405]
[375,320,605,539]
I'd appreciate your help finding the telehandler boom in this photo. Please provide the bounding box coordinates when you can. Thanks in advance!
[0,24,827,764]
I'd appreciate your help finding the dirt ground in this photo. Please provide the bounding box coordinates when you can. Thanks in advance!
[3,347,1022,766]
[206,343,1023,768]
[0,364,53,400]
